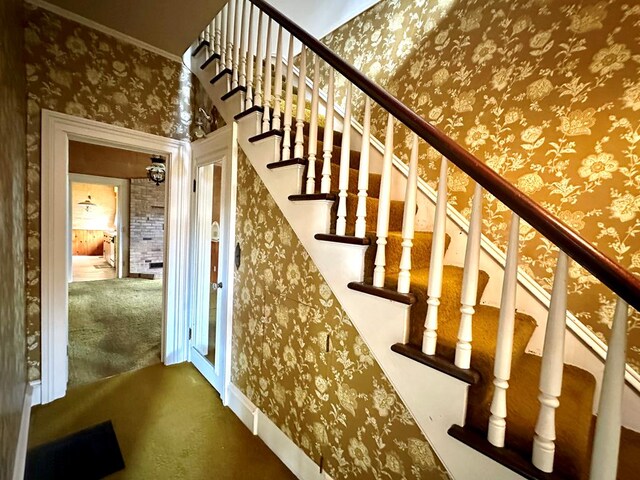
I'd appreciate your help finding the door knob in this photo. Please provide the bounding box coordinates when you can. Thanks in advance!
[212,282,223,290]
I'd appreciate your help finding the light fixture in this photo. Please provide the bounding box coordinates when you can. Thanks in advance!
[194,107,212,139]
[146,155,166,186]
[78,195,96,212]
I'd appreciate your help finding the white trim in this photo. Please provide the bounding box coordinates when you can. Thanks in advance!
[26,0,182,63]
[227,384,333,480]
[12,384,33,480]
[30,380,42,406]
[40,110,192,403]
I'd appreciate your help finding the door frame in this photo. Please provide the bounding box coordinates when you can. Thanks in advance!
[188,124,236,402]
[68,173,130,280]
[40,110,192,404]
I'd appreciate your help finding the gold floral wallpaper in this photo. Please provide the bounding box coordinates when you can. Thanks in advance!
[318,0,640,374]
[0,0,27,475]
[24,5,214,380]
[232,149,450,479]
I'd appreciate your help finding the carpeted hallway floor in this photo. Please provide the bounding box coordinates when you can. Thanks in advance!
[29,363,296,479]
[68,278,163,386]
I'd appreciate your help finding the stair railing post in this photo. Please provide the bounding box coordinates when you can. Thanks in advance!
[320,68,335,194]
[204,23,212,58]
[335,82,353,236]
[238,0,248,90]
[294,47,306,160]
[253,10,264,108]
[532,250,569,473]
[272,24,284,131]
[589,297,628,480]
[488,212,521,448]
[354,97,371,238]
[225,0,234,72]
[397,133,419,294]
[220,4,228,74]
[455,182,483,369]
[244,2,255,108]
[281,33,295,160]
[232,0,242,89]
[214,11,222,60]
[261,17,273,133]
[422,156,448,355]
[372,113,394,288]
[305,56,320,194]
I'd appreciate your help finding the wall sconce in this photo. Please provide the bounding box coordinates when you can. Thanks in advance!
[194,107,213,139]
[146,155,166,186]
[78,195,97,212]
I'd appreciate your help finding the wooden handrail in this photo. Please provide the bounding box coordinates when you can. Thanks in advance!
[248,0,640,312]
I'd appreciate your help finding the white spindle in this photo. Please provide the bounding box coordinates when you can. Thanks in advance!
[335,82,353,236]
[372,113,394,288]
[320,68,335,194]
[214,12,222,59]
[220,5,228,72]
[397,133,419,294]
[294,47,306,160]
[590,297,628,480]
[205,24,212,57]
[272,25,284,130]
[262,17,273,133]
[455,182,483,369]
[305,56,320,194]
[281,34,295,160]
[422,157,448,355]
[225,0,234,71]
[488,213,520,448]
[232,0,241,88]
[532,250,569,472]
[253,11,264,108]
[244,3,255,108]
[354,97,371,238]
[238,0,248,89]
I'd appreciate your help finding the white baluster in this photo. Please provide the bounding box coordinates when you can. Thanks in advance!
[590,297,628,480]
[397,133,419,294]
[281,33,295,160]
[354,97,371,238]
[455,182,483,369]
[238,0,248,89]
[335,82,353,236]
[532,250,569,472]
[305,56,320,194]
[205,24,212,57]
[320,68,335,194]
[253,10,264,108]
[272,25,284,130]
[219,5,228,73]
[422,157,448,355]
[372,113,394,288]
[225,0,234,71]
[294,47,306,160]
[488,213,520,448]
[214,12,222,59]
[262,17,273,133]
[232,0,241,89]
[244,3,255,108]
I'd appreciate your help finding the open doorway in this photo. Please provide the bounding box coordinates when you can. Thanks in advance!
[67,141,165,387]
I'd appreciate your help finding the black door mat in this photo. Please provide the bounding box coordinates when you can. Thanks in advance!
[25,420,125,480]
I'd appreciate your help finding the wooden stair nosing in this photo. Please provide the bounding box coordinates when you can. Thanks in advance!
[447,425,568,480]
[314,233,370,246]
[234,105,264,121]
[249,129,283,143]
[288,193,337,202]
[210,68,232,85]
[266,158,306,169]
[347,281,416,305]
[192,40,209,57]
[221,85,247,101]
[390,343,481,385]
[200,53,220,69]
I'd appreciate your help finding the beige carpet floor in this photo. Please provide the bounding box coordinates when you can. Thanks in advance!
[29,363,297,479]
[68,278,163,386]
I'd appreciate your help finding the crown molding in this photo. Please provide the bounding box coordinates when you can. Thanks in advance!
[26,0,183,63]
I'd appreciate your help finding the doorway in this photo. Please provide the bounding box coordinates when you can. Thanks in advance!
[190,126,235,398]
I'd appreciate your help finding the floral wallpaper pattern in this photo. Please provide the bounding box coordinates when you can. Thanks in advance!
[24,5,214,380]
[318,0,640,374]
[232,149,450,479]
[0,0,27,475]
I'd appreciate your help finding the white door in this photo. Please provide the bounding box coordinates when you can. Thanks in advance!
[189,127,235,396]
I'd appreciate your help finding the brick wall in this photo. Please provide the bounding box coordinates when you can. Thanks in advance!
[129,178,165,277]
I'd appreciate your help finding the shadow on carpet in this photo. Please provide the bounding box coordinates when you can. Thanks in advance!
[68,278,163,387]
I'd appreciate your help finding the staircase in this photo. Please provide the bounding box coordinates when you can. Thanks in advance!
[187,1,640,478]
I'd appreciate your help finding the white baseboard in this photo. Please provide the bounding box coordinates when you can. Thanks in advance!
[227,383,333,480]
[30,380,41,406]
[12,383,33,480]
